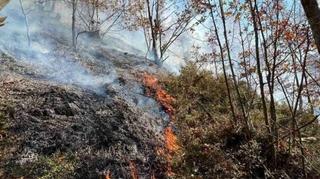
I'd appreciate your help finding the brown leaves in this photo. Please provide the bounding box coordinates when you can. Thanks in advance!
[284,31,295,41]
[0,0,9,27]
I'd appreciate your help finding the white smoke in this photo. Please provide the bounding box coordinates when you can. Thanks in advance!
[0,0,117,94]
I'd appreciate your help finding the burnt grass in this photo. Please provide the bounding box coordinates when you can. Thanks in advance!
[0,77,166,178]
[0,52,168,178]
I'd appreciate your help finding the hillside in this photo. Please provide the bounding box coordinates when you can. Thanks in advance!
[1,0,320,178]
[0,37,169,178]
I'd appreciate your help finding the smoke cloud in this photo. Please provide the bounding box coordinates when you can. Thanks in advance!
[0,0,117,94]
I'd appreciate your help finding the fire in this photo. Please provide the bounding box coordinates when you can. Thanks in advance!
[129,161,139,179]
[105,170,111,179]
[164,127,179,152]
[156,89,175,117]
[143,73,175,117]
[143,73,159,89]
[142,73,179,177]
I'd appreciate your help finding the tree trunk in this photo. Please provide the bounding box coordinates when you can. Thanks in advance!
[152,46,161,66]
[19,0,30,47]
[249,0,270,133]
[219,0,249,128]
[208,0,237,123]
[146,0,161,66]
[301,0,320,54]
[72,0,77,50]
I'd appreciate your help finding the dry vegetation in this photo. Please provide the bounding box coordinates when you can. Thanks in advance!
[0,0,320,178]
[161,63,320,178]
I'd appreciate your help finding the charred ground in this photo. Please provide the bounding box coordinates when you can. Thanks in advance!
[0,44,169,178]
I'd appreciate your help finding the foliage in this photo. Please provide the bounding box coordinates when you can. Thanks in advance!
[162,63,320,178]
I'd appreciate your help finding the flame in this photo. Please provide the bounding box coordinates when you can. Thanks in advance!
[129,161,139,179]
[164,126,179,177]
[105,170,111,179]
[142,73,179,177]
[164,127,179,152]
[143,73,175,117]
[143,73,159,89]
[156,89,175,117]
[151,172,156,179]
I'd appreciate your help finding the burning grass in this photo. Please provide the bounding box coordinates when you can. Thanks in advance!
[142,73,179,177]
[129,161,139,179]
[143,73,175,118]
[104,170,111,179]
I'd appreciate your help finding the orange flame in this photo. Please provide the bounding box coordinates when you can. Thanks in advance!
[129,161,139,179]
[164,127,179,153]
[142,73,179,177]
[143,73,175,117]
[105,170,111,179]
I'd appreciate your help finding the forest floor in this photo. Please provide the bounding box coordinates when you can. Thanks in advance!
[0,43,170,178]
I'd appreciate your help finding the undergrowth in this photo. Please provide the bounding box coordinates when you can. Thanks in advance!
[161,62,320,178]
[5,152,78,179]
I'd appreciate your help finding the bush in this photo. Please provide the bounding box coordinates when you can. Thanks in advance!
[162,62,320,178]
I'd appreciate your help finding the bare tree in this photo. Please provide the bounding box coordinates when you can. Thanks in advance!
[125,0,194,65]
[76,0,124,40]
[218,0,249,128]
[207,0,237,123]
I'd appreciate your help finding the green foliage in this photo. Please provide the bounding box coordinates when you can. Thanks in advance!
[165,62,231,118]
[163,63,249,177]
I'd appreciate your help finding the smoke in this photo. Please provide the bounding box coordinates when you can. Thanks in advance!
[0,0,117,94]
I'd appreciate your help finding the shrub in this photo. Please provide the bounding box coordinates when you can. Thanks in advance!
[162,62,320,178]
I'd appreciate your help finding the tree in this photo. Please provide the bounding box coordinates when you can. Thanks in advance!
[76,0,124,40]
[19,0,31,46]
[62,0,124,49]
[301,0,320,54]
[125,0,195,65]
[72,0,77,49]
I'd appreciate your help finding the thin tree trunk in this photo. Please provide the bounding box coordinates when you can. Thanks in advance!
[269,0,280,153]
[301,0,320,54]
[72,0,77,50]
[146,0,161,65]
[304,75,314,114]
[291,32,311,178]
[19,0,31,47]
[208,0,236,123]
[219,0,248,128]
[249,0,270,133]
